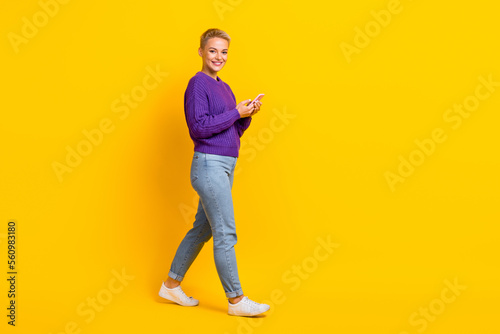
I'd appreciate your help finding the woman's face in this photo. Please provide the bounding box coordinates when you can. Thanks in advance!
[199,37,229,74]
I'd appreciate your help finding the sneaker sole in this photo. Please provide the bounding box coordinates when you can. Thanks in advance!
[228,306,270,316]
[159,291,199,307]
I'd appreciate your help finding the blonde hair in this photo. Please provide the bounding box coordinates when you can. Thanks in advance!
[200,28,231,50]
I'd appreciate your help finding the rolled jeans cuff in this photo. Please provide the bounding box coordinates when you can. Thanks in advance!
[168,270,184,282]
[225,288,244,298]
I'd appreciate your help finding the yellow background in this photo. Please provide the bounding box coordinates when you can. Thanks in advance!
[1,0,499,333]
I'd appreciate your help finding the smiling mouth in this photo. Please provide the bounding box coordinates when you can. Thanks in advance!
[212,61,223,66]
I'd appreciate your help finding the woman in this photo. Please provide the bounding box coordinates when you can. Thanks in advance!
[158,28,270,317]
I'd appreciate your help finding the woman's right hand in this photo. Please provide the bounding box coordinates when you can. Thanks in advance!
[236,100,256,118]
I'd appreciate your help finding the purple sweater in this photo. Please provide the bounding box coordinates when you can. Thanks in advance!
[184,71,252,157]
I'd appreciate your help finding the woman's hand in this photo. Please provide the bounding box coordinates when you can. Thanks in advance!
[237,100,257,118]
[251,101,262,116]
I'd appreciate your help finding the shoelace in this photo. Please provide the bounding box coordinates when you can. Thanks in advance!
[242,297,260,308]
[177,287,193,300]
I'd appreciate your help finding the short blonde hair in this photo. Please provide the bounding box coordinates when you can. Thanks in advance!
[200,28,231,50]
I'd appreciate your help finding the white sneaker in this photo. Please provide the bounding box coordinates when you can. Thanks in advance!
[158,282,199,307]
[228,296,270,316]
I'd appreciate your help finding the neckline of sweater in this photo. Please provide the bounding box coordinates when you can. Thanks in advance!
[198,71,221,83]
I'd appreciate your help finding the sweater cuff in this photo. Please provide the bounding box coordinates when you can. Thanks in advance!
[232,108,241,120]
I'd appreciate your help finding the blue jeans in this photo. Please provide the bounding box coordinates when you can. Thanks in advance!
[168,152,243,298]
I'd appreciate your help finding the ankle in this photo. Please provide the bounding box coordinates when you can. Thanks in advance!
[165,278,180,289]
[229,295,244,304]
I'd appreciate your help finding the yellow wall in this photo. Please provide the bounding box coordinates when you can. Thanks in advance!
[1,0,499,333]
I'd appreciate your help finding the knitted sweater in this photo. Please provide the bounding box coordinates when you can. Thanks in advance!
[184,71,252,157]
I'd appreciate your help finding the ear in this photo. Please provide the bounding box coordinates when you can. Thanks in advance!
[198,47,203,57]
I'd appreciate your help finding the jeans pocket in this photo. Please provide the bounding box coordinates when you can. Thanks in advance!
[190,153,200,184]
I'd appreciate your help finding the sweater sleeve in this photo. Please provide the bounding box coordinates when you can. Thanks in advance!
[236,117,252,137]
[227,85,252,137]
[185,78,241,139]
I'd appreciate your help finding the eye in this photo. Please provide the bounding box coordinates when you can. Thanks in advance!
[223,52,228,55]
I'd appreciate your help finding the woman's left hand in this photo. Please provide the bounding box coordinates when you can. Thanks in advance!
[251,101,262,116]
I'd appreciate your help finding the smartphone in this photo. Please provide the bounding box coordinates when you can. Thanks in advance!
[247,93,265,106]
